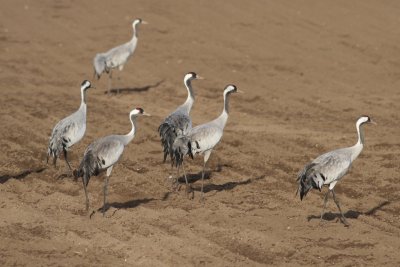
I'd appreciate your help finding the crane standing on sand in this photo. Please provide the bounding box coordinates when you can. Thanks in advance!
[74,108,150,216]
[297,116,376,226]
[173,84,241,201]
[158,72,202,185]
[93,19,147,93]
[47,80,94,171]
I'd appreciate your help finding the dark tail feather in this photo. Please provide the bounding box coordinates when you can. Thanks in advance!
[73,152,100,184]
[172,136,193,167]
[296,163,318,201]
[158,122,177,163]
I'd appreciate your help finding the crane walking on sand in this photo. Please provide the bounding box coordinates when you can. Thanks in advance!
[297,115,376,226]
[158,72,202,186]
[93,19,147,93]
[74,108,150,215]
[47,80,94,171]
[173,84,241,201]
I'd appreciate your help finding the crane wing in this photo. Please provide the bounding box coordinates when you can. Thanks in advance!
[312,150,352,185]
[104,44,132,69]
[87,136,125,170]
[297,149,352,200]
[189,124,223,155]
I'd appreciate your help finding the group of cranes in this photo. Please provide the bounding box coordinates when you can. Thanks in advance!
[47,79,150,215]
[48,19,151,216]
[46,19,376,226]
[163,82,242,202]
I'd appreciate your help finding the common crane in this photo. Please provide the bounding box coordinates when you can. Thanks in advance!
[158,72,202,188]
[47,80,94,171]
[93,19,147,93]
[74,108,150,215]
[297,115,376,226]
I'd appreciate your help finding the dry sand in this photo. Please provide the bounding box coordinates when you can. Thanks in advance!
[1,0,400,266]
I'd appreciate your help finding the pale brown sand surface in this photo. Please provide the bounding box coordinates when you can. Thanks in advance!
[1,0,400,266]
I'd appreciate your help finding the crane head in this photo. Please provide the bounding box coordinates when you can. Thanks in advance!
[133,18,148,28]
[130,107,151,117]
[80,80,94,91]
[358,115,377,126]
[184,72,204,82]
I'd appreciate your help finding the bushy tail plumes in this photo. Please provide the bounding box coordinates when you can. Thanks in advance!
[93,53,107,79]
[296,163,325,200]
[158,122,177,163]
[47,146,59,166]
[171,136,194,167]
[73,151,101,185]
[47,135,67,166]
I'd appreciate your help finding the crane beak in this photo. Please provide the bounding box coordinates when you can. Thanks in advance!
[237,89,244,94]
[142,21,149,25]
[196,75,204,80]
[143,112,151,116]
[370,119,377,125]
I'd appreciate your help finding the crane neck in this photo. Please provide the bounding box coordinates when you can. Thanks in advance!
[356,120,365,146]
[182,78,195,113]
[223,90,231,115]
[123,115,137,145]
[216,91,231,128]
[350,120,365,162]
[132,23,140,39]
[80,88,87,110]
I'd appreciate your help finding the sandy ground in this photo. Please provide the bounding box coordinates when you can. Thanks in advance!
[1,0,400,266]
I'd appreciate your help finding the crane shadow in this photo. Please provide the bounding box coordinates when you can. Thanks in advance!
[199,175,265,193]
[106,79,164,94]
[98,198,156,213]
[177,173,265,194]
[0,167,46,184]
[307,200,391,222]
[177,163,232,184]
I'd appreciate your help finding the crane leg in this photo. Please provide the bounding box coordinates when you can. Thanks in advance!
[320,190,330,222]
[82,173,90,213]
[171,165,181,191]
[332,190,349,226]
[108,71,113,94]
[200,150,212,203]
[182,162,193,199]
[200,161,206,203]
[63,148,72,171]
[53,155,57,167]
[103,175,109,216]
[103,166,113,216]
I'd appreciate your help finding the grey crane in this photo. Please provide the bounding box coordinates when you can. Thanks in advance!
[47,80,94,171]
[297,115,376,226]
[158,72,202,186]
[173,84,240,201]
[74,108,150,215]
[93,18,147,93]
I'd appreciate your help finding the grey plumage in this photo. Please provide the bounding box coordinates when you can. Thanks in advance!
[47,80,93,170]
[158,72,201,164]
[297,115,376,226]
[74,108,150,215]
[93,19,147,92]
[173,84,239,200]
